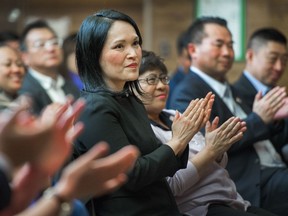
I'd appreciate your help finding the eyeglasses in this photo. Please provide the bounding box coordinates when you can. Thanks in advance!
[30,38,63,50]
[139,75,170,85]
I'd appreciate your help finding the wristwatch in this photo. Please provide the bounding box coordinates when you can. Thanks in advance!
[43,187,73,216]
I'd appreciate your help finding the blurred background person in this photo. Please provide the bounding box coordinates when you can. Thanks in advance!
[60,32,83,90]
[19,20,79,115]
[0,44,25,110]
[0,31,20,50]
[166,30,191,109]
[233,27,288,163]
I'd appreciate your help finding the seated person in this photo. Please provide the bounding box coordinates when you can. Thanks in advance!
[137,50,277,216]
[0,31,20,50]
[0,44,25,110]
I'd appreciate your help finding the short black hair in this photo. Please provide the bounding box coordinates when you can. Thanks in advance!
[185,16,229,44]
[20,20,57,51]
[247,27,287,51]
[176,31,190,56]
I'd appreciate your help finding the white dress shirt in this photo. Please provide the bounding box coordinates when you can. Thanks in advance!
[29,69,67,104]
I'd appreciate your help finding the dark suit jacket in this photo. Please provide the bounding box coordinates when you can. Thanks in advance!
[233,73,288,157]
[73,89,188,215]
[19,72,80,115]
[0,169,11,210]
[170,70,284,206]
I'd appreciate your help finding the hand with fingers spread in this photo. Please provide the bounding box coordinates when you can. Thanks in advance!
[204,116,247,161]
[167,98,205,155]
[36,98,85,176]
[0,102,54,168]
[1,143,139,216]
[53,142,139,201]
[253,86,286,124]
[0,97,85,174]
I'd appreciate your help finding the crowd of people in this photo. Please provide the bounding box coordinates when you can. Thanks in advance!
[0,8,288,216]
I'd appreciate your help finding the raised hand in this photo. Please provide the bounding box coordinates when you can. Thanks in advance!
[168,98,205,155]
[36,98,85,175]
[0,99,53,168]
[253,86,286,124]
[53,142,139,201]
[204,116,246,160]
[201,92,215,128]
[0,97,85,175]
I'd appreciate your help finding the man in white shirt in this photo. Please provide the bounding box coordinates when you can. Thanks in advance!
[19,20,79,114]
[170,16,288,216]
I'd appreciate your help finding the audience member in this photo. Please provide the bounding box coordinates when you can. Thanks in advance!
[60,32,83,90]
[170,16,288,215]
[19,20,79,115]
[166,31,191,108]
[0,98,138,216]
[73,9,212,215]
[0,44,25,110]
[138,50,276,216]
[0,31,20,50]
[232,28,288,161]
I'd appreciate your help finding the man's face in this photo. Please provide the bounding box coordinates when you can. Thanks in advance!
[247,41,288,86]
[22,28,63,72]
[190,23,234,82]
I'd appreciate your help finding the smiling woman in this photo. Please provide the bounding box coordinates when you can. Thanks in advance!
[0,44,25,110]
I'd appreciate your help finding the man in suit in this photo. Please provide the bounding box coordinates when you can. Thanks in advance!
[166,30,191,109]
[232,28,288,160]
[233,28,287,108]
[170,16,288,216]
[19,20,79,114]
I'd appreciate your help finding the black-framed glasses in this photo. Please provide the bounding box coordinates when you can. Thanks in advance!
[139,75,170,85]
[30,38,63,50]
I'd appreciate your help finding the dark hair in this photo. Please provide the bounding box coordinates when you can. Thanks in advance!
[176,31,190,56]
[185,16,229,44]
[247,27,287,51]
[60,32,77,79]
[0,31,19,43]
[139,50,168,76]
[20,20,57,51]
[63,32,77,57]
[76,9,143,94]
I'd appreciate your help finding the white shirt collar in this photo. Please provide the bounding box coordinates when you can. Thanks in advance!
[243,70,270,95]
[190,66,229,98]
[28,68,65,90]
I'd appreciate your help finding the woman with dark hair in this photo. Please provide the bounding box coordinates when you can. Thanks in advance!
[138,50,277,216]
[73,9,213,215]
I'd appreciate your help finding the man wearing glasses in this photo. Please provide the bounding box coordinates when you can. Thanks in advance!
[19,20,79,114]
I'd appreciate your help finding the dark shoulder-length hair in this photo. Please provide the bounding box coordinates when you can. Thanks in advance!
[76,9,143,95]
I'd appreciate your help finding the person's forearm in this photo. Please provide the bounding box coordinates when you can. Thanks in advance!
[189,147,216,176]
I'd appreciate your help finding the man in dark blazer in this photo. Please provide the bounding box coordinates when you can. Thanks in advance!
[170,17,288,216]
[233,28,288,160]
[19,20,79,115]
